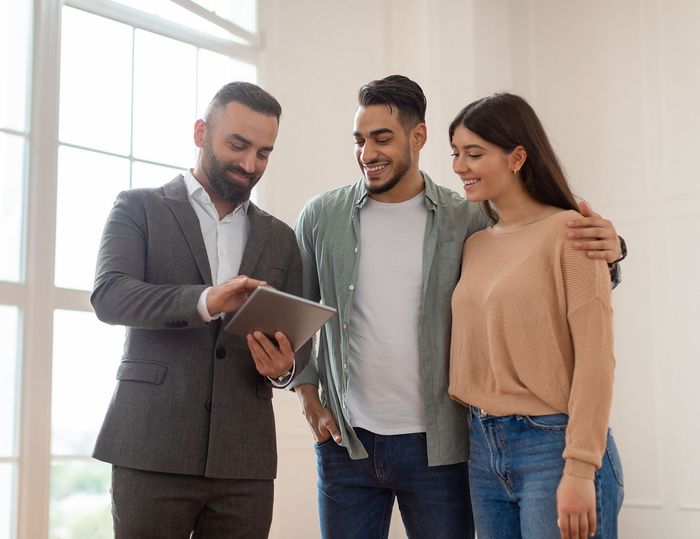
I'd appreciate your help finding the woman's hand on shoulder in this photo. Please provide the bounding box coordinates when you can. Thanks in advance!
[556,473,596,539]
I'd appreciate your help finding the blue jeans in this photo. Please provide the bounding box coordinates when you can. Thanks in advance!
[315,427,474,539]
[468,407,624,539]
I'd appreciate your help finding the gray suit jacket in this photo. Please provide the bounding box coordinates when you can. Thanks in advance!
[91,176,309,480]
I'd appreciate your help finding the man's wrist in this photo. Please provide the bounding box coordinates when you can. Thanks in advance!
[198,287,222,322]
[608,235,627,266]
[268,359,296,388]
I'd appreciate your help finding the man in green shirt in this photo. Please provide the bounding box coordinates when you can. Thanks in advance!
[289,75,623,538]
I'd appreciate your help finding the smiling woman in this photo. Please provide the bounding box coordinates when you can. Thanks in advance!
[448,94,623,539]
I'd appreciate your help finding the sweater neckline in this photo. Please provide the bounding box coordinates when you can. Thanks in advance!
[488,209,571,236]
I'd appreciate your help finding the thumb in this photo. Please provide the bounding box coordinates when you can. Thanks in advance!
[326,418,342,443]
[577,199,593,217]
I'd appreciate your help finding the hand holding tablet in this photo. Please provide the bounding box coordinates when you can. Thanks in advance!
[224,286,336,352]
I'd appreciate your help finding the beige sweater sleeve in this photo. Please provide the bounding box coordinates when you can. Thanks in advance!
[560,241,616,479]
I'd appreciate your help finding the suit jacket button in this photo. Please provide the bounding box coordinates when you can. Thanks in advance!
[205,400,212,412]
[215,346,226,359]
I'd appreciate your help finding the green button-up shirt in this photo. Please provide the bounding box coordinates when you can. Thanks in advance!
[290,172,488,466]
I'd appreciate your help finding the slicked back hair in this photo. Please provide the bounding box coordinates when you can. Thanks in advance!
[358,75,427,131]
[205,81,282,126]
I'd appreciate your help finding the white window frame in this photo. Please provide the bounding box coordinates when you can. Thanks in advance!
[8,1,260,537]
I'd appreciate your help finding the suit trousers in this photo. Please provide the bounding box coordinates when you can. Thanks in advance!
[111,465,274,539]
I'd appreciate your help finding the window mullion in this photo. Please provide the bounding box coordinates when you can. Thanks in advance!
[16,0,62,538]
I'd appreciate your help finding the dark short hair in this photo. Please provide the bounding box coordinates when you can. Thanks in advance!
[449,93,578,222]
[206,81,282,123]
[358,75,426,130]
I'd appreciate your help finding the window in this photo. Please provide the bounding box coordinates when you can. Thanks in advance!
[0,1,259,536]
[0,306,20,539]
[0,0,32,283]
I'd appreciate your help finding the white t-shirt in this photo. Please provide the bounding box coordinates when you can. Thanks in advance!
[346,192,427,434]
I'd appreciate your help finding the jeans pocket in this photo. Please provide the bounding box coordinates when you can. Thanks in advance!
[313,437,336,450]
[523,413,569,431]
[606,431,624,487]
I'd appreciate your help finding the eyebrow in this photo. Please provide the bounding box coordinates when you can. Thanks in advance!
[352,128,395,138]
[451,143,486,151]
[227,133,273,152]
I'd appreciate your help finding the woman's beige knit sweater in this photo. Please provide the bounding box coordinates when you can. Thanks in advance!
[449,209,615,479]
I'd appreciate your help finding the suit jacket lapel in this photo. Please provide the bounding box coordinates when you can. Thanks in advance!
[163,175,213,286]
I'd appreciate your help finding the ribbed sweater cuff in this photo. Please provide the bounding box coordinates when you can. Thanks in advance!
[564,458,596,480]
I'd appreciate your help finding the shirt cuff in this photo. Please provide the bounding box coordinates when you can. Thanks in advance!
[197,287,223,323]
[268,359,296,388]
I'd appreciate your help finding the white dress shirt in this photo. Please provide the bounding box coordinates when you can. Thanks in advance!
[183,170,249,322]
[183,170,294,385]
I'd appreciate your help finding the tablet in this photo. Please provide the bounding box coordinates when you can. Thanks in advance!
[224,286,336,352]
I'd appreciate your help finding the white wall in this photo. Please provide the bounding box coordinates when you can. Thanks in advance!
[259,1,700,537]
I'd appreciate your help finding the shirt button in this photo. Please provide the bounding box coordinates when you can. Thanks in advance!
[348,285,354,291]
[354,247,358,253]
[343,323,347,329]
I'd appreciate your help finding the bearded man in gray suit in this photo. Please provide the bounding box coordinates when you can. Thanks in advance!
[91,82,309,538]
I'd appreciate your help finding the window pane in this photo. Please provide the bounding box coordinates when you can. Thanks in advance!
[197,49,257,117]
[0,307,19,457]
[132,30,197,167]
[54,146,130,291]
[59,7,132,155]
[52,310,124,455]
[0,0,32,131]
[131,160,185,189]
[0,133,25,282]
[49,460,111,539]
[0,463,16,539]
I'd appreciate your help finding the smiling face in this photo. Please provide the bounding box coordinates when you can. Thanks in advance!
[352,104,417,197]
[450,124,523,204]
[194,101,279,205]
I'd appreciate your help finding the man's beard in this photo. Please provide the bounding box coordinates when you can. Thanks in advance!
[363,144,412,196]
[202,139,260,204]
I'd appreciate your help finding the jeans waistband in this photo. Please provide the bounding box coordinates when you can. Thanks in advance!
[469,405,492,419]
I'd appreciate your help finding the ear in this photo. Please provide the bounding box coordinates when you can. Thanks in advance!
[509,145,527,172]
[412,123,428,151]
[194,119,207,149]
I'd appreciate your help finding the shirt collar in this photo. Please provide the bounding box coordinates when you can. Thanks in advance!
[354,170,438,210]
[184,169,250,214]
